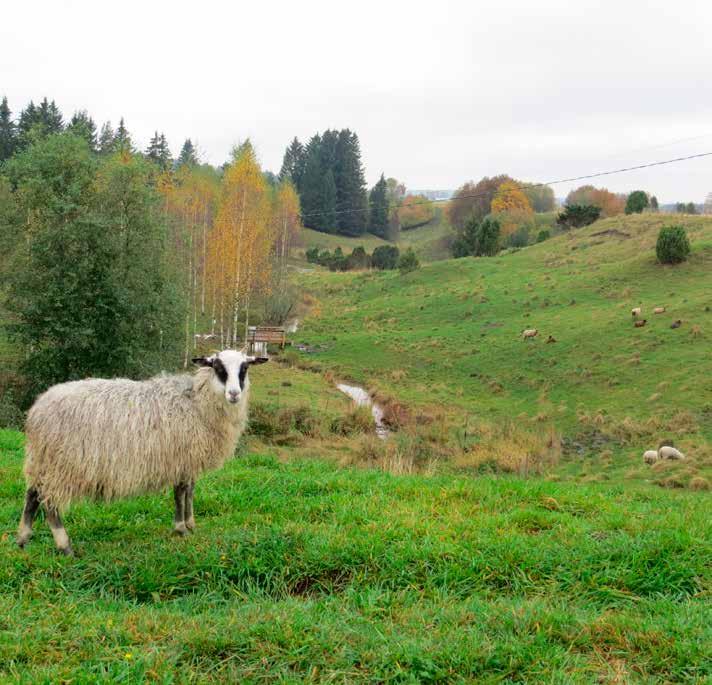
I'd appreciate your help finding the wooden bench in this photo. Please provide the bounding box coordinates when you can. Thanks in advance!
[246,326,286,355]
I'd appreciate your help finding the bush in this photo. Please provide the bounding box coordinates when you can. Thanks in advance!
[536,230,550,243]
[656,225,691,264]
[625,190,649,215]
[305,246,320,263]
[556,204,601,229]
[507,225,530,248]
[397,248,420,274]
[372,245,400,270]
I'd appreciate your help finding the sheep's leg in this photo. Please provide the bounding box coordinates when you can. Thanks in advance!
[173,483,188,536]
[17,487,41,548]
[184,481,196,531]
[45,504,73,556]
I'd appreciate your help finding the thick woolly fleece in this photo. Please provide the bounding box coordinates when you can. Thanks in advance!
[23,368,249,511]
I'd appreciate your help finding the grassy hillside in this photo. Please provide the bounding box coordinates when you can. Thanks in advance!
[295,209,455,263]
[294,213,712,485]
[1,428,709,682]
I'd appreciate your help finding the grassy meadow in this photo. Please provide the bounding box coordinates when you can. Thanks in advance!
[295,209,455,264]
[0,427,710,682]
[294,213,712,487]
[1,212,711,681]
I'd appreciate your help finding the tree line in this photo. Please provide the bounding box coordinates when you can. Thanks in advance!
[0,96,301,408]
[278,131,435,241]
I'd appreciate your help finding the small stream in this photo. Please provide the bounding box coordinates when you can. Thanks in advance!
[289,317,388,438]
[337,383,389,439]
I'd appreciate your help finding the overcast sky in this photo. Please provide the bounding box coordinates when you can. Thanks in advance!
[2,0,711,202]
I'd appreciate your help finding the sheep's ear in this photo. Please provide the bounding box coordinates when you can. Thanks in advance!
[192,356,214,367]
[247,356,269,365]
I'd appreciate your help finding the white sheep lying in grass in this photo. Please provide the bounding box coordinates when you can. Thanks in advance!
[17,350,267,555]
[643,450,659,464]
[642,445,686,464]
[658,445,685,460]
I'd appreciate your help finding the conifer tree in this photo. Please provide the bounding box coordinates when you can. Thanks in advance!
[279,137,304,186]
[177,138,198,167]
[0,97,17,162]
[66,110,97,150]
[114,117,133,153]
[368,174,389,238]
[98,121,115,155]
[334,129,368,235]
[299,135,323,230]
[17,101,41,149]
[320,169,337,232]
[146,131,173,170]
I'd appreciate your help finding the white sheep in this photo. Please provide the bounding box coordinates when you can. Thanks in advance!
[658,445,685,460]
[643,450,659,464]
[522,328,538,340]
[653,307,666,315]
[17,350,267,555]
[631,307,642,317]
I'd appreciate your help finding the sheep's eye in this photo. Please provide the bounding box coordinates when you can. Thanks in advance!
[213,359,228,384]
[239,363,247,389]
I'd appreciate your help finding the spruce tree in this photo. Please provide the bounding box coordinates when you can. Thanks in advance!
[299,135,323,230]
[177,138,198,167]
[279,137,304,185]
[17,101,41,149]
[368,174,389,238]
[334,129,368,236]
[146,131,173,170]
[66,110,97,150]
[114,117,133,153]
[98,122,115,155]
[320,169,337,233]
[0,97,17,162]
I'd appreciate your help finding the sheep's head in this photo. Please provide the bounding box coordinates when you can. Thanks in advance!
[192,350,268,404]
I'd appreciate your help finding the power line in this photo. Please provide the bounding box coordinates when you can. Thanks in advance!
[299,151,712,219]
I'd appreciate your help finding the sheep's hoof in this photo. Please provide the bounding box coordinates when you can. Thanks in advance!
[58,545,74,557]
[185,518,196,532]
[16,536,30,549]
[172,524,189,537]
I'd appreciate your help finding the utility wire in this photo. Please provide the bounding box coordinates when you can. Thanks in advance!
[299,151,712,219]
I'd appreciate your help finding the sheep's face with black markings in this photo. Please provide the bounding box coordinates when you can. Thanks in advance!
[192,350,268,404]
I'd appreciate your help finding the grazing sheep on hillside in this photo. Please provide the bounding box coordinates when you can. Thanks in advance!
[17,350,268,555]
[522,328,538,340]
[671,319,682,329]
[653,307,666,314]
[643,450,659,464]
[634,319,647,328]
[631,307,642,317]
[546,335,557,344]
[659,445,685,460]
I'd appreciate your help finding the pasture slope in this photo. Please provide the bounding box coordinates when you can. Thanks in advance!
[296,213,712,487]
[0,429,709,682]
[0,213,710,682]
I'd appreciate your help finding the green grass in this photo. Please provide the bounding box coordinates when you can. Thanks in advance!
[294,213,712,483]
[1,427,710,682]
[295,209,455,264]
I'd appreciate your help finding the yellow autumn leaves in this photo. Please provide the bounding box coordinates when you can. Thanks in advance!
[160,141,301,358]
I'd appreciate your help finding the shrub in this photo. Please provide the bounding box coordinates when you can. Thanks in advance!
[397,248,420,274]
[305,246,320,263]
[536,230,550,242]
[507,225,530,248]
[656,225,691,264]
[372,245,400,270]
[625,190,649,214]
[556,204,601,229]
